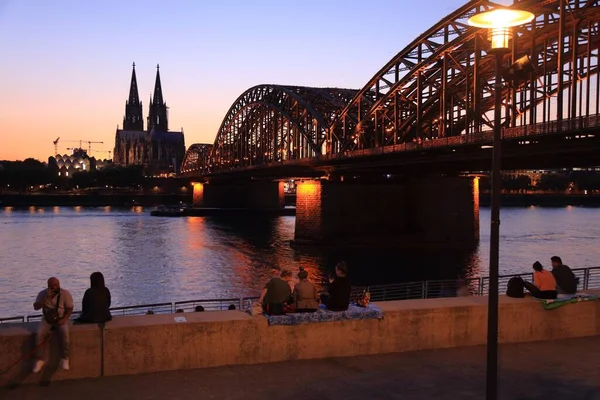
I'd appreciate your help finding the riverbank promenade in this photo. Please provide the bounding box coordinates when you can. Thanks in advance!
[2,336,598,399]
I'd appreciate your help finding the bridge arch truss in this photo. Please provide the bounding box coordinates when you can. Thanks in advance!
[329,0,600,154]
[206,85,356,174]
[180,143,213,176]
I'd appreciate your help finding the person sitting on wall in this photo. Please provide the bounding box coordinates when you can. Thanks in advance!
[550,256,577,294]
[76,272,112,324]
[32,277,74,373]
[258,269,292,315]
[523,261,558,299]
[195,306,204,312]
[293,267,319,313]
[324,262,351,311]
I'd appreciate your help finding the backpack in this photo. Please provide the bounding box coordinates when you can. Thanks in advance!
[506,276,525,298]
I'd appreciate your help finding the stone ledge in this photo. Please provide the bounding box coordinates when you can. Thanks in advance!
[1,292,598,385]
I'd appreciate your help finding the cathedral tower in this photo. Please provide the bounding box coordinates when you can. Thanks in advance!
[147,64,169,131]
[122,62,144,131]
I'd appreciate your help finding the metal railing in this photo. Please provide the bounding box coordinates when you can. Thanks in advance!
[2,267,599,323]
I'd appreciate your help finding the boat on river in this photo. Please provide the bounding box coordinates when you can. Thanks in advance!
[150,204,187,217]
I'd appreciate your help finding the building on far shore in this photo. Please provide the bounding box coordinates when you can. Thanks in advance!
[48,148,112,178]
[113,63,185,176]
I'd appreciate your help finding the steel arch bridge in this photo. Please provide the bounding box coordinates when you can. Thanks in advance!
[182,85,357,176]
[183,0,600,178]
[180,143,213,175]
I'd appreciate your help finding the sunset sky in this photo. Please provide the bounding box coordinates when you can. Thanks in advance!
[0,0,507,161]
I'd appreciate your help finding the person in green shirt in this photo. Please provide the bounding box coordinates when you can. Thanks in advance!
[258,269,292,315]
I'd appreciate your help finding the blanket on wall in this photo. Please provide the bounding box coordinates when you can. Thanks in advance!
[264,303,384,326]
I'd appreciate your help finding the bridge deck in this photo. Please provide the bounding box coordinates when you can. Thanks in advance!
[3,336,599,399]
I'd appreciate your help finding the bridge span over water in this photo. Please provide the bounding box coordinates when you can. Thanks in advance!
[180,0,600,247]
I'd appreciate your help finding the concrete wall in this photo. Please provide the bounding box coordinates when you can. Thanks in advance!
[192,181,284,209]
[294,177,479,247]
[2,294,599,384]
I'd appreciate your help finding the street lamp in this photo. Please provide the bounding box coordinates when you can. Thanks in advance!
[468,7,534,400]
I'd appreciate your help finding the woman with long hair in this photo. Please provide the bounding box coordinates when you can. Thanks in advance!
[77,272,112,323]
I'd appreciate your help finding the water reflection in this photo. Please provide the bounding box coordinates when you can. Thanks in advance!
[1,206,599,316]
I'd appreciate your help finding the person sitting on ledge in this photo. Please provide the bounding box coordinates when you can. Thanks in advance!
[293,267,319,313]
[523,261,558,299]
[550,256,577,295]
[228,304,236,310]
[258,269,292,315]
[32,277,74,373]
[76,272,112,324]
[195,306,204,312]
[324,261,351,312]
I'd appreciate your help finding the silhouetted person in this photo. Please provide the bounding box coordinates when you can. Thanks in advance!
[551,256,577,294]
[195,305,205,312]
[228,304,236,310]
[523,262,558,299]
[32,277,74,373]
[259,269,292,315]
[294,267,319,312]
[326,262,351,311]
[77,272,111,324]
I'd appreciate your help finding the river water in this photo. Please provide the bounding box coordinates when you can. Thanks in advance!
[1,205,599,317]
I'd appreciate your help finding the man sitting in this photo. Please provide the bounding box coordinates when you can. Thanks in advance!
[32,277,74,373]
[550,256,577,295]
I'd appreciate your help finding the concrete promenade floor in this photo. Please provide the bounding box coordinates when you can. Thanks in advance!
[2,336,600,400]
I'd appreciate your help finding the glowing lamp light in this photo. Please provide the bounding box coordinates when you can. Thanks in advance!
[468,9,534,51]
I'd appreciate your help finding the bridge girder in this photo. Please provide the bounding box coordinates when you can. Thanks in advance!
[204,85,356,174]
[329,0,600,154]
[181,143,213,176]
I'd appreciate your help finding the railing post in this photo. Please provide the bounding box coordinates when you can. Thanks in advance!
[584,268,590,290]
[422,281,426,299]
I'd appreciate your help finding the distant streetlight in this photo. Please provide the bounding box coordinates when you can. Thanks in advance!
[468,7,534,400]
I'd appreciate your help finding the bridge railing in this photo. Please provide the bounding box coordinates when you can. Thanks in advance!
[3,267,599,323]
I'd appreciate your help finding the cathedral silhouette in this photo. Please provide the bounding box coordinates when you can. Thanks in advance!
[113,63,185,175]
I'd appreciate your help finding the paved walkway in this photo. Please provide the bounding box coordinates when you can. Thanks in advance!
[2,337,600,400]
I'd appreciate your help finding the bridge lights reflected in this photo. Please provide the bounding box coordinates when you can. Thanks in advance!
[469,7,535,400]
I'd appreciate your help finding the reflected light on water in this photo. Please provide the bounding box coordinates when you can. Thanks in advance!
[1,206,599,316]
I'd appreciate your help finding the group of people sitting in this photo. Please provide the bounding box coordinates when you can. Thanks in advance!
[520,256,578,299]
[258,261,351,315]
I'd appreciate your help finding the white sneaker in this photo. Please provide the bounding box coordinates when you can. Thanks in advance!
[32,359,44,373]
[60,358,69,371]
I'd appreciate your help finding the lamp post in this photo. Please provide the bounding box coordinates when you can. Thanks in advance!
[468,8,534,400]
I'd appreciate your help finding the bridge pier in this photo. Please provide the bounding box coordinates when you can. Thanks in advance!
[294,177,479,248]
[192,181,285,210]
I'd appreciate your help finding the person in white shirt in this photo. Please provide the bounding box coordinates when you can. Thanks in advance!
[32,277,74,373]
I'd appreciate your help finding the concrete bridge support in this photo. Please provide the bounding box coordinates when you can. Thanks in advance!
[294,177,479,247]
[192,181,285,209]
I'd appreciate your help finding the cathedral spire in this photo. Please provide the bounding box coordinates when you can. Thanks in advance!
[123,62,144,131]
[128,62,140,105]
[147,63,168,131]
[152,64,164,106]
